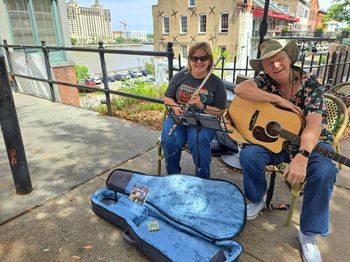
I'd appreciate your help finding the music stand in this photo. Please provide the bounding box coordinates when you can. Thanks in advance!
[168,106,232,176]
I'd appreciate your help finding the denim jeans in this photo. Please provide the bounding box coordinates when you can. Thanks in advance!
[240,142,338,236]
[161,116,216,178]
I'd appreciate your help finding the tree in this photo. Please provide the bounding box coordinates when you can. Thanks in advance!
[115,36,127,44]
[75,64,89,83]
[147,34,154,42]
[325,0,350,25]
[71,37,77,45]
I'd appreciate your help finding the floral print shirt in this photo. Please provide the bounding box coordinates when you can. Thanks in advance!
[254,66,334,157]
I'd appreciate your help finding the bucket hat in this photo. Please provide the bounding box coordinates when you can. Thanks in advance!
[250,40,298,72]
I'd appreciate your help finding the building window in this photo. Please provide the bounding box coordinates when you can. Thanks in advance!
[163,16,169,34]
[189,0,195,8]
[220,13,229,33]
[7,0,34,45]
[180,45,187,58]
[32,0,57,45]
[199,14,206,33]
[6,0,58,45]
[180,16,187,33]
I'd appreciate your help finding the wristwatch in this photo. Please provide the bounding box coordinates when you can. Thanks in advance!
[298,149,310,158]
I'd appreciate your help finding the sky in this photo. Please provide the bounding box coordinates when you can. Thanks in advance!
[76,0,158,33]
[318,0,332,11]
[74,0,333,33]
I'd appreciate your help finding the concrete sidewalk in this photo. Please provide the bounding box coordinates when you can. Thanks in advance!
[0,93,349,262]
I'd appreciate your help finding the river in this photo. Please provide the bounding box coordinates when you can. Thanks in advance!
[67,45,155,75]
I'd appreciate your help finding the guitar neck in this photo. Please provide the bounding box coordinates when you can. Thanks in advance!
[280,129,350,167]
[280,129,301,145]
[313,144,350,168]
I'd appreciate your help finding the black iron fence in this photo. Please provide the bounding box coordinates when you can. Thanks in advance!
[1,39,350,113]
[0,40,175,116]
[176,48,350,89]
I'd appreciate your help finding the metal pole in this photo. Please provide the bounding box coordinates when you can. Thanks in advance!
[98,41,112,116]
[41,41,56,102]
[257,0,270,59]
[166,42,174,81]
[0,55,32,194]
[3,40,19,92]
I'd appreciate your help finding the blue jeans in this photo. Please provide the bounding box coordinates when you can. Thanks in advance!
[240,142,338,236]
[161,116,216,178]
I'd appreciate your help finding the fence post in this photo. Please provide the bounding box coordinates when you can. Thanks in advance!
[3,40,19,92]
[41,41,56,102]
[166,42,174,82]
[0,55,32,194]
[98,41,112,116]
[327,51,337,85]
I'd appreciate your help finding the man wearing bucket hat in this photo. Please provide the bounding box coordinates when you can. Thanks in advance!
[234,40,337,262]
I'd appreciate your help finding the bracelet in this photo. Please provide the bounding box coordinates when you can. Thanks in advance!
[200,103,207,111]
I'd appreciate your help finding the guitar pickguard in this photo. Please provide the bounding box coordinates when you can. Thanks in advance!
[252,126,278,143]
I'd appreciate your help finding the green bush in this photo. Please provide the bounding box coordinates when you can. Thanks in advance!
[112,81,167,111]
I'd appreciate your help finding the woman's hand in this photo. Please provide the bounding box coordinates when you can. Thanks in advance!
[283,154,308,184]
[188,93,203,109]
[172,105,184,116]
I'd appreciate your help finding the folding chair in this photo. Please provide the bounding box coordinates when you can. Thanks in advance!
[268,94,349,226]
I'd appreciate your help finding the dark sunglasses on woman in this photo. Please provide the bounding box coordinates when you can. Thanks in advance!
[189,55,209,62]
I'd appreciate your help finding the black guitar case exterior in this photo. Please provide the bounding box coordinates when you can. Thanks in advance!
[91,169,246,262]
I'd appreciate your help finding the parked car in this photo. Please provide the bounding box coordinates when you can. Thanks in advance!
[91,76,102,85]
[113,74,125,81]
[141,69,149,76]
[85,79,97,86]
[129,71,139,78]
[107,76,115,82]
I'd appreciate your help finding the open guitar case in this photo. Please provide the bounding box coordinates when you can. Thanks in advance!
[91,169,246,262]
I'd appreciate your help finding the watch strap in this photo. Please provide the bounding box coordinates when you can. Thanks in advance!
[298,149,310,158]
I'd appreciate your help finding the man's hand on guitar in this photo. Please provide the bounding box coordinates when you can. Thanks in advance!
[275,98,303,115]
[283,154,308,184]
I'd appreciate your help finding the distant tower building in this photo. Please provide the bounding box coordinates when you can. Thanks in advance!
[66,0,112,45]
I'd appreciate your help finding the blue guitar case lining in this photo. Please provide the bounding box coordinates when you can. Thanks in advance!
[91,169,246,262]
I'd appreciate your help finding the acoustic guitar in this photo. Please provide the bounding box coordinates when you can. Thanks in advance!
[227,96,350,168]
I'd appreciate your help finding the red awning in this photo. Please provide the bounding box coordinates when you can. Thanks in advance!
[253,7,299,22]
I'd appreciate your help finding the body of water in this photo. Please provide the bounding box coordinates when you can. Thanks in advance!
[67,45,156,75]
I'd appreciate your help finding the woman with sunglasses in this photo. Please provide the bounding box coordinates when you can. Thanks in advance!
[161,42,227,178]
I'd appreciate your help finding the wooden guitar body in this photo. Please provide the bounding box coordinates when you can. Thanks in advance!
[228,96,304,153]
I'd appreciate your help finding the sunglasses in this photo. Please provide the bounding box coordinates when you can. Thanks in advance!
[189,55,209,62]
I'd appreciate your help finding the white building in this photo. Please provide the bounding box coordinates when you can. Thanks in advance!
[130,31,147,41]
[295,0,310,32]
[66,0,112,45]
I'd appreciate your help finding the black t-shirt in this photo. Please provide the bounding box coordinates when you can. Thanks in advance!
[164,70,227,110]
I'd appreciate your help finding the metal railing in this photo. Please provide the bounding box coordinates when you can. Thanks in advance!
[176,48,350,88]
[1,40,175,116]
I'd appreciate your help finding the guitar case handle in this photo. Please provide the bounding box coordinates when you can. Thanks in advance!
[122,228,139,248]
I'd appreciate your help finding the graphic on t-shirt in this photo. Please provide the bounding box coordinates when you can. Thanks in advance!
[177,84,209,105]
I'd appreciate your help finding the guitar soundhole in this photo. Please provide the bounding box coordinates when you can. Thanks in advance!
[266,121,281,138]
